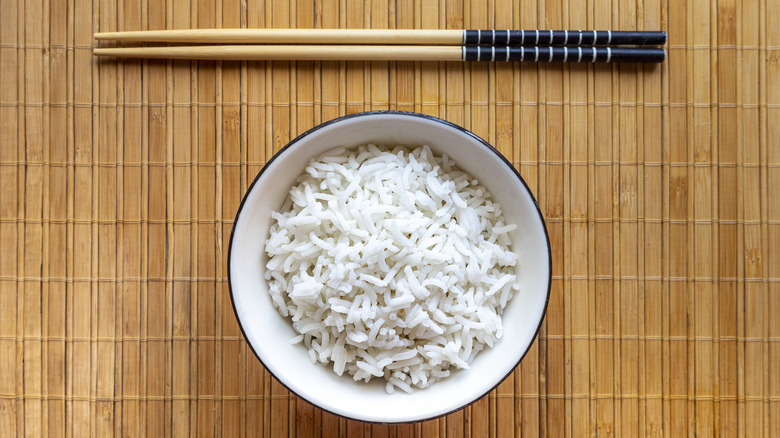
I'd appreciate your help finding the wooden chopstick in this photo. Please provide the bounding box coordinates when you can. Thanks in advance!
[94,29,667,46]
[93,45,666,63]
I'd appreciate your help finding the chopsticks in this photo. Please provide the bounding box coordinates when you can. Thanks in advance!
[95,29,667,46]
[93,29,667,63]
[93,45,665,63]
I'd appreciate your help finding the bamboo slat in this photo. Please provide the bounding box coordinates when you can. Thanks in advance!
[517,1,540,436]
[567,0,591,435]
[768,0,780,434]
[1,0,777,436]
[0,3,19,438]
[494,1,516,436]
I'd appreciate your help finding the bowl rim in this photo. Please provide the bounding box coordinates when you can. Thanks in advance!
[227,110,552,424]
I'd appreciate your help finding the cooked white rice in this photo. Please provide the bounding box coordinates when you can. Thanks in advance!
[264,144,520,393]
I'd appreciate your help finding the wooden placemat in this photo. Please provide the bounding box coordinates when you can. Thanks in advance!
[1,0,778,436]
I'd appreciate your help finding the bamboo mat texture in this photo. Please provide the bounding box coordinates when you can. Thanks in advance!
[1,0,778,436]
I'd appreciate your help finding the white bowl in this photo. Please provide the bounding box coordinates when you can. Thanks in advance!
[228,111,551,423]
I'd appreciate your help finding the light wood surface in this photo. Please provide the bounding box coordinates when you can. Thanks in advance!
[1,0,778,436]
[94,28,466,44]
[93,45,465,61]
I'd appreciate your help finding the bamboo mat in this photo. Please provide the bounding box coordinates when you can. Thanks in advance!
[1,0,778,436]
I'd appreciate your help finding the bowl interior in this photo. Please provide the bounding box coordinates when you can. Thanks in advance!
[229,112,550,423]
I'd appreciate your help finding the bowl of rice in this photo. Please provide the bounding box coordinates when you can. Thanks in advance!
[228,111,551,423]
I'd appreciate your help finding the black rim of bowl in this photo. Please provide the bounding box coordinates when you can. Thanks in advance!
[227,110,552,424]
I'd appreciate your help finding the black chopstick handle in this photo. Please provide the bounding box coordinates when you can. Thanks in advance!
[462,46,666,63]
[463,30,667,46]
